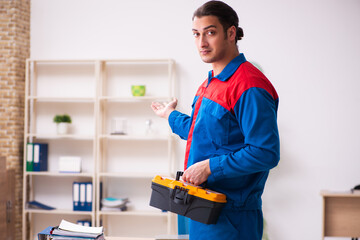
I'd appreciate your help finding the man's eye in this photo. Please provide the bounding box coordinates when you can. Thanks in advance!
[193,32,199,37]
[207,31,215,35]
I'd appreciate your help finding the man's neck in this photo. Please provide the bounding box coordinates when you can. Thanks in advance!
[212,49,239,76]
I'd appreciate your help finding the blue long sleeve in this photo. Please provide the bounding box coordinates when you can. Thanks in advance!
[168,110,192,140]
[209,87,280,180]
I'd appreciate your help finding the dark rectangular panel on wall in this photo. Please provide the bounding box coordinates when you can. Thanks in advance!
[0,156,15,240]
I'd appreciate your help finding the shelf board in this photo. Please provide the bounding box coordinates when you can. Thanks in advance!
[27,96,96,103]
[99,96,171,102]
[104,59,173,64]
[98,172,169,178]
[321,190,360,197]
[28,58,174,67]
[25,209,93,215]
[28,59,97,63]
[27,133,95,140]
[99,210,166,217]
[25,171,94,177]
[100,134,170,141]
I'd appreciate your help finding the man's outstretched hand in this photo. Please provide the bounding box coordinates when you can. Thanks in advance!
[151,98,178,119]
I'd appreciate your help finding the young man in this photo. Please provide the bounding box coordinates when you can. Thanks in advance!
[151,1,280,239]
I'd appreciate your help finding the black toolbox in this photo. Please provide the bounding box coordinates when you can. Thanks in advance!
[149,172,226,224]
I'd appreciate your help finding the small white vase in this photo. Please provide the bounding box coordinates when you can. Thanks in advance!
[57,122,70,135]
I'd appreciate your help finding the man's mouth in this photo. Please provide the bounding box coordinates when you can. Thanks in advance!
[200,50,211,55]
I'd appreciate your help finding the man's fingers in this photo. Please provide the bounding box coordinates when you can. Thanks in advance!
[151,102,164,110]
[182,171,189,182]
[150,103,158,111]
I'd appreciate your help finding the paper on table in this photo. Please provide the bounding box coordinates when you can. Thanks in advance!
[51,228,100,238]
[59,219,103,235]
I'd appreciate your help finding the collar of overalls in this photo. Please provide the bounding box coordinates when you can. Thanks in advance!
[207,53,247,85]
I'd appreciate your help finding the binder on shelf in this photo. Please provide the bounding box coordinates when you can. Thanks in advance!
[73,182,93,211]
[80,182,86,211]
[26,200,55,210]
[85,182,93,211]
[26,143,33,171]
[33,143,48,172]
[73,182,80,211]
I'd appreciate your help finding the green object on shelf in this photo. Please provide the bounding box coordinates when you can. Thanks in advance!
[131,85,146,96]
[53,114,72,123]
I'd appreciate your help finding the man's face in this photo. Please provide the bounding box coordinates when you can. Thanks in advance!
[192,16,232,64]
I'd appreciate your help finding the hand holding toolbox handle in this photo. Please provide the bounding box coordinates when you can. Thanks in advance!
[177,171,208,188]
[171,171,209,205]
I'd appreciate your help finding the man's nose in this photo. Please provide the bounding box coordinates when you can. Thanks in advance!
[199,35,208,48]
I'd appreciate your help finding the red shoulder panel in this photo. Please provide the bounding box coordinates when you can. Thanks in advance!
[202,62,278,113]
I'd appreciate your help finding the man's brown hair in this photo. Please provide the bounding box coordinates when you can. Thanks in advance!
[193,1,244,43]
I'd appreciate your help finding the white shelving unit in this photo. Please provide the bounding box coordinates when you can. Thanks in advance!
[23,60,98,240]
[96,59,176,238]
[23,59,176,240]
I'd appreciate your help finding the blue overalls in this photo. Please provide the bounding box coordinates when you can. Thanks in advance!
[168,54,280,240]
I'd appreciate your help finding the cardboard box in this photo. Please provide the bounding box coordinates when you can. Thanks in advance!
[59,156,81,173]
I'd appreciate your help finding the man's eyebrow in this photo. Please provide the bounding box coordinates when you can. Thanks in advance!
[192,25,217,31]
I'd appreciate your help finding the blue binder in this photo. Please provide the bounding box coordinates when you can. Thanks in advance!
[80,182,86,211]
[37,225,104,239]
[37,226,52,240]
[73,182,80,211]
[73,182,92,211]
[33,143,48,171]
[26,143,34,171]
[27,200,55,210]
[85,182,93,211]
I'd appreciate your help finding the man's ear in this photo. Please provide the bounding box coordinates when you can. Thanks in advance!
[227,26,237,42]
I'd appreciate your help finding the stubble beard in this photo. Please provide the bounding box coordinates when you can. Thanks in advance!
[199,49,226,64]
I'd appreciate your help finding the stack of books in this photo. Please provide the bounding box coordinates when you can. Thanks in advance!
[101,197,129,211]
[38,219,104,240]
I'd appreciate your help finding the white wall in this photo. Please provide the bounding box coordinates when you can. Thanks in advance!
[31,0,360,239]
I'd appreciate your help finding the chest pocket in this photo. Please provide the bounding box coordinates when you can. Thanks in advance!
[201,99,231,146]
